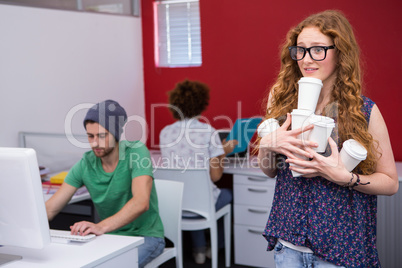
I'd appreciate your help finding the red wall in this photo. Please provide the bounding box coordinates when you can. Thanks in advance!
[141,0,402,161]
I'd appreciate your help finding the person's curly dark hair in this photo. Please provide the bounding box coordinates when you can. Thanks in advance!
[168,79,210,119]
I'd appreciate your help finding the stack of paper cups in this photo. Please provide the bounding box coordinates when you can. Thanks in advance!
[340,139,367,172]
[257,118,280,138]
[307,115,335,153]
[291,109,314,141]
[289,78,325,177]
[289,109,313,177]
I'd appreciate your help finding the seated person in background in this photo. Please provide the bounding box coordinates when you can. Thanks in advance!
[46,99,164,268]
[159,79,238,264]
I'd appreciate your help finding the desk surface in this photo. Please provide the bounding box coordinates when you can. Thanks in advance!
[224,164,268,177]
[43,188,91,204]
[0,234,143,268]
[42,182,91,204]
[42,171,92,204]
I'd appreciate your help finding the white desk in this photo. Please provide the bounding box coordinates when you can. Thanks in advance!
[223,159,275,268]
[0,234,143,268]
[223,161,265,176]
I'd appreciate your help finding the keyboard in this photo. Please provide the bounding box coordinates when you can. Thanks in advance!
[50,229,96,243]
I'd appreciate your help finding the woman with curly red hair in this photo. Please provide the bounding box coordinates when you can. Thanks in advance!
[257,10,398,267]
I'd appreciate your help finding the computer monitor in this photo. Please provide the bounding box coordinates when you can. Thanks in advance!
[0,147,51,266]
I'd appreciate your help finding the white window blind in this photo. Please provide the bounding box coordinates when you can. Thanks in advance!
[154,0,202,67]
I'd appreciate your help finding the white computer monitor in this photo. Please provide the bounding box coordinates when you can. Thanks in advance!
[0,147,51,266]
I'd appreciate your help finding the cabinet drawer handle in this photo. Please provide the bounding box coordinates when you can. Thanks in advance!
[248,228,263,234]
[248,177,267,182]
[247,187,267,193]
[248,208,268,214]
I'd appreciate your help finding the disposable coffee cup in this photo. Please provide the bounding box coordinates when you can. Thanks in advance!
[340,139,367,172]
[291,109,314,141]
[290,152,308,177]
[297,77,323,112]
[257,118,280,137]
[308,115,335,153]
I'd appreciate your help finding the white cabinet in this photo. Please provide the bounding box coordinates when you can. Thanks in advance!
[233,173,276,267]
[376,163,402,267]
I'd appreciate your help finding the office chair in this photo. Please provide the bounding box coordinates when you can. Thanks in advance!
[153,168,231,268]
[144,179,184,268]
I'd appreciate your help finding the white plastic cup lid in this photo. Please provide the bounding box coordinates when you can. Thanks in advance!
[313,121,335,128]
[298,77,323,86]
[342,139,367,160]
[309,115,335,127]
[257,118,280,137]
[291,109,314,116]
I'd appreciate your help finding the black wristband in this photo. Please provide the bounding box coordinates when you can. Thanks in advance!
[350,173,370,189]
[343,173,354,188]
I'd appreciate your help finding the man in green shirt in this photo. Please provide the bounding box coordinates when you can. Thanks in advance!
[46,100,164,268]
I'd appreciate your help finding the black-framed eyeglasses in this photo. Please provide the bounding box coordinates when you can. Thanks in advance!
[288,45,336,61]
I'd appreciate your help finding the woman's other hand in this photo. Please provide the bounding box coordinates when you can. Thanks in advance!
[286,137,350,185]
[259,113,317,160]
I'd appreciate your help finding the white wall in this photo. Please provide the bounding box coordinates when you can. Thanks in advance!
[0,4,146,148]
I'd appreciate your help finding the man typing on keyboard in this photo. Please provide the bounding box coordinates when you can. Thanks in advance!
[46,100,165,268]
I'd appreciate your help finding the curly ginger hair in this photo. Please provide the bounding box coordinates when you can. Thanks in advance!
[263,10,378,175]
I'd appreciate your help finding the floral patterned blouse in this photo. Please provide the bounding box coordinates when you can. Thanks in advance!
[263,96,379,267]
